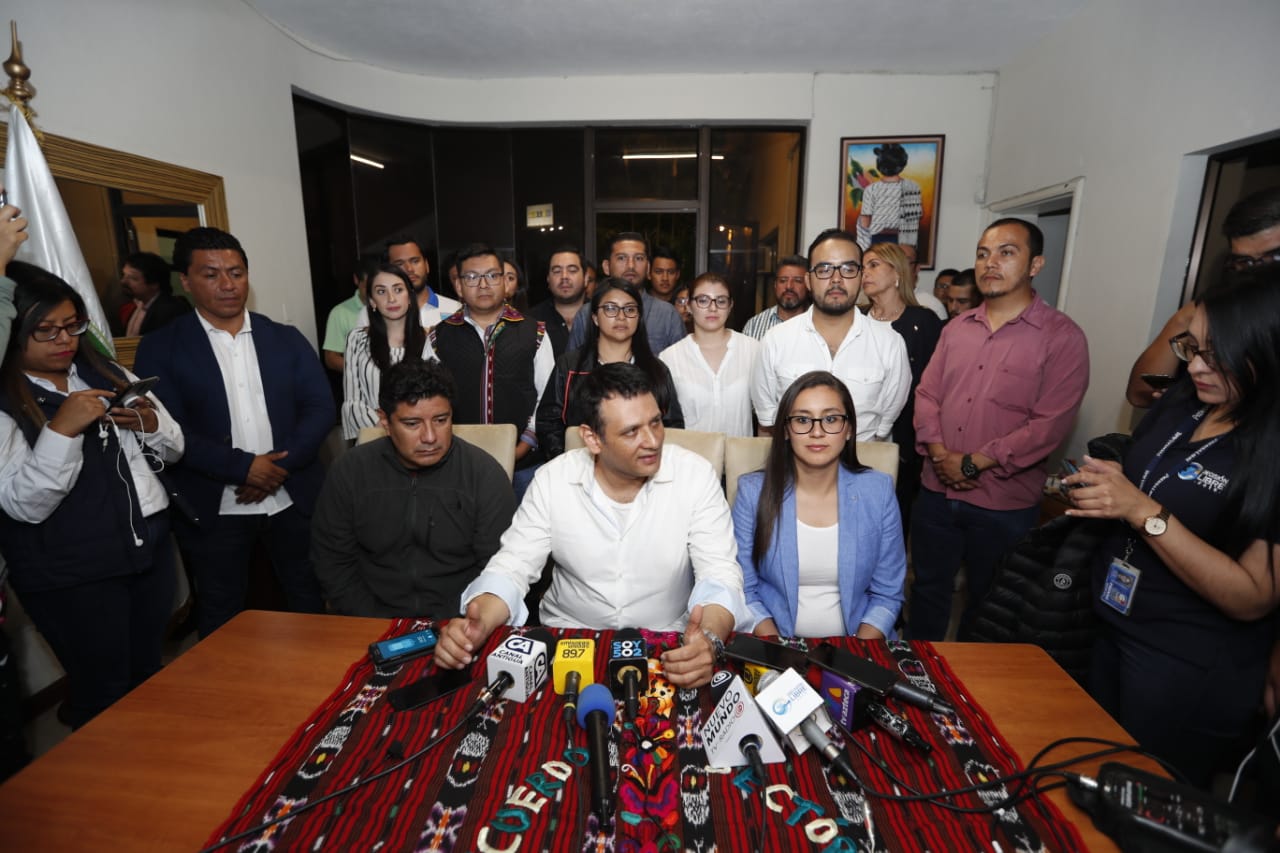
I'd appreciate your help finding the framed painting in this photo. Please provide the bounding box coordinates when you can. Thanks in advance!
[839,135,944,269]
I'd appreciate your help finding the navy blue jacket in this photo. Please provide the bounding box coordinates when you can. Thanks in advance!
[135,311,334,527]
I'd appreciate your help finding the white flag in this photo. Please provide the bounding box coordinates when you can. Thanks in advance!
[5,104,114,356]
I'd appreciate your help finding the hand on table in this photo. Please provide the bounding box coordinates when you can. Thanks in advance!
[661,604,718,688]
[435,596,505,669]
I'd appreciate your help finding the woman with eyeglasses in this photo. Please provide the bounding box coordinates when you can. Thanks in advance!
[341,264,428,440]
[732,370,905,639]
[672,285,693,333]
[860,243,942,532]
[0,262,185,729]
[659,273,760,437]
[1064,269,1280,786]
[535,277,683,458]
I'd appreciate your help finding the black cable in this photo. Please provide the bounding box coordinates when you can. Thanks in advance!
[196,700,482,852]
[843,731,1178,815]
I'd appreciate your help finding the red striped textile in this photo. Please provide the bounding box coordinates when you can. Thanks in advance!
[206,623,1085,852]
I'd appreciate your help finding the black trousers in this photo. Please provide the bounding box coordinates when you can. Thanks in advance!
[179,505,325,638]
[18,511,176,729]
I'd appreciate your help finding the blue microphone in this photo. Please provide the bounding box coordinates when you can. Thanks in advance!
[576,683,616,823]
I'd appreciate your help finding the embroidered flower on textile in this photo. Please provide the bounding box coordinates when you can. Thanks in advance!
[617,773,681,835]
[620,715,677,788]
[417,802,467,851]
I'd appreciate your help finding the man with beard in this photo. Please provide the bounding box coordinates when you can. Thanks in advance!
[751,229,910,441]
[527,244,587,357]
[742,255,810,340]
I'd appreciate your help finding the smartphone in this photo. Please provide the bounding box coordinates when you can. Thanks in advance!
[1140,373,1177,391]
[110,376,159,409]
[724,635,810,672]
[369,627,438,666]
[388,668,472,711]
[1058,458,1082,494]
[806,643,899,695]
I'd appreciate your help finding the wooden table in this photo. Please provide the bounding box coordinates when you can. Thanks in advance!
[0,610,1140,851]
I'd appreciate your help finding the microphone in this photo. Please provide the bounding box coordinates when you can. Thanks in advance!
[755,669,858,780]
[865,701,932,753]
[553,638,596,728]
[702,670,786,782]
[818,667,867,730]
[607,629,648,722]
[484,632,550,703]
[808,644,955,716]
[576,683,616,823]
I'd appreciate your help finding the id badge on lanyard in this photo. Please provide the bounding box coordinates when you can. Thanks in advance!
[1102,407,1220,617]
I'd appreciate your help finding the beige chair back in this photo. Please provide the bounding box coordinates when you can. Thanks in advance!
[724,436,900,505]
[355,423,518,483]
[565,427,725,479]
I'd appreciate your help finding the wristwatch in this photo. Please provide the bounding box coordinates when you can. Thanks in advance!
[1142,506,1171,537]
[960,454,981,480]
[701,628,726,663]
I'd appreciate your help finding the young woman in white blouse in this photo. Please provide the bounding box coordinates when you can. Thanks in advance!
[659,273,760,437]
[341,265,428,440]
[0,264,185,727]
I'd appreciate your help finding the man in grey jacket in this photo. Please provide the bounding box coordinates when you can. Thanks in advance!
[311,359,516,618]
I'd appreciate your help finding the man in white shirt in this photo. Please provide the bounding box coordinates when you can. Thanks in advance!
[435,363,749,688]
[751,228,911,442]
[135,228,333,637]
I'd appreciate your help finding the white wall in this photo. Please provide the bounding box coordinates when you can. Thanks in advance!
[8,0,317,337]
[986,0,1280,447]
[6,0,996,344]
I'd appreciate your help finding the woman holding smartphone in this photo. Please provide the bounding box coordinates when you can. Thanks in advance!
[0,262,184,728]
[1065,268,1280,785]
[341,264,427,440]
[535,277,683,458]
[732,370,906,639]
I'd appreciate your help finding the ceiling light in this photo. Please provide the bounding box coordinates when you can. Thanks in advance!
[620,153,725,161]
[349,154,385,169]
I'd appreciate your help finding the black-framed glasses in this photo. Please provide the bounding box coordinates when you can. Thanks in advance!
[1169,332,1217,369]
[1225,248,1280,273]
[691,294,730,309]
[460,271,504,287]
[785,413,851,434]
[809,261,862,280]
[31,319,90,342]
[598,302,640,318]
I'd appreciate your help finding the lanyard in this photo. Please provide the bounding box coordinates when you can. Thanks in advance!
[1122,406,1222,562]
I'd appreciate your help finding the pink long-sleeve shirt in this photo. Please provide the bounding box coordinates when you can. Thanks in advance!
[914,293,1089,510]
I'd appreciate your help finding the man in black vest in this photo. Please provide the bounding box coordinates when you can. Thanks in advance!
[425,243,553,498]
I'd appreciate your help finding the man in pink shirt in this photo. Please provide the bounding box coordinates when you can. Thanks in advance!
[908,218,1089,639]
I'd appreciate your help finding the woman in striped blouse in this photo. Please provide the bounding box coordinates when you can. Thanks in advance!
[341,265,428,440]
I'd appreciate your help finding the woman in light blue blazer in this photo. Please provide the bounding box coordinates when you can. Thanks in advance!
[732,371,906,638]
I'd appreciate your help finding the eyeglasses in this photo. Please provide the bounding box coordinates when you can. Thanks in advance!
[691,294,730,309]
[674,296,689,306]
[1225,248,1280,273]
[31,319,90,342]
[1169,332,1217,369]
[460,271,504,287]
[809,261,863,280]
[785,413,851,434]
[598,302,640,318]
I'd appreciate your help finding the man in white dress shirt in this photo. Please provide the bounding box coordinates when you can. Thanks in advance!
[435,363,748,687]
[751,228,911,442]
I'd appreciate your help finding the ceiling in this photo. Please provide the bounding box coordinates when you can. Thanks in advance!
[246,0,1088,79]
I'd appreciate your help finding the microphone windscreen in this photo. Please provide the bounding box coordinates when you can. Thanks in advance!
[554,638,597,694]
[576,683,616,728]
